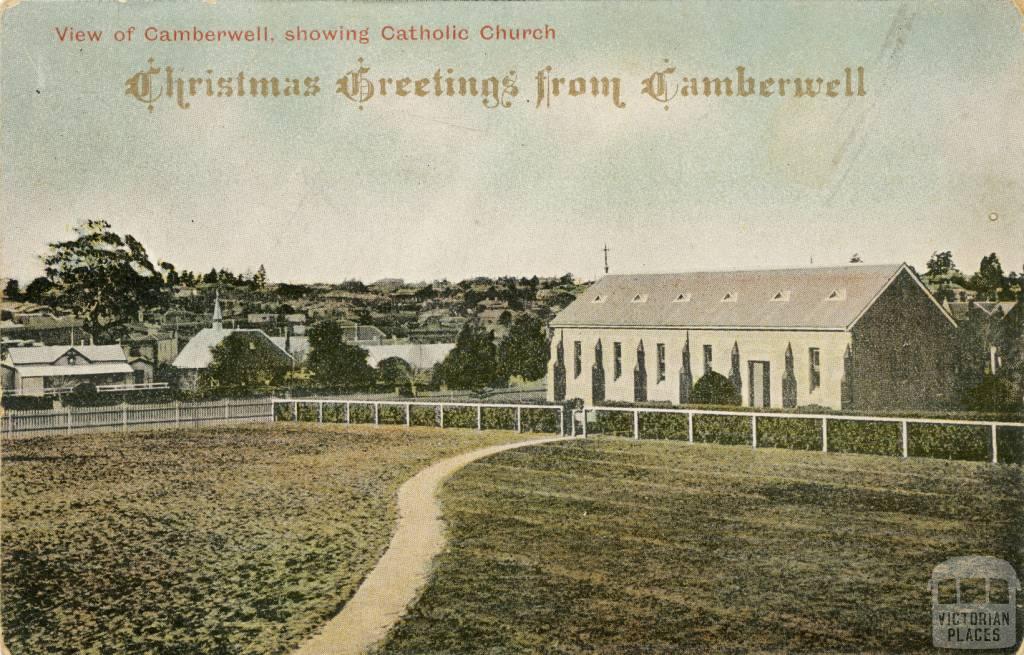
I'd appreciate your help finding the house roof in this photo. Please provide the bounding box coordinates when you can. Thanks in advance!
[172,327,293,369]
[269,336,310,354]
[5,345,127,365]
[550,263,949,331]
[15,363,134,378]
[945,300,1019,321]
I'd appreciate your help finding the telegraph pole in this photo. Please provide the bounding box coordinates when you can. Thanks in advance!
[602,243,610,275]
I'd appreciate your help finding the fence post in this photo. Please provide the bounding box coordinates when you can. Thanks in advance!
[373,403,379,425]
[991,424,998,464]
[571,411,577,438]
[345,401,350,424]
[515,406,522,433]
[175,400,180,426]
[582,409,588,438]
[822,417,829,453]
[318,401,324,423]
[476,405,482,431]
[633,410,639,440]
[901,421,908,458]
[67,407,72,436]
[122,402,128,433]
[751,415,758,449]
[225,399,230,421]
[439,404,445,428]
[292,401,297,422]
[687,412,694,443]
[405,403,411,427]
[558,407,564,437]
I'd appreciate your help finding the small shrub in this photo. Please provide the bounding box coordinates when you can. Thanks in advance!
[378,404,406,425]
[520,407,559,433]
[691,372,741,406]
[442,406,477,429]
[908,424,989,462]
[481,407,515,431]
[1,395,54,411]
[694,414,750,445]
[410,405,439,427]
[827,420,901,457]
[758,417,823,451]
[348,403,374,424]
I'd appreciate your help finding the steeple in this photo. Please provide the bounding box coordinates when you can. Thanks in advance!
[212,291,223,330]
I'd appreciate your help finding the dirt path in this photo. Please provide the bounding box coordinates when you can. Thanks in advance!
[292,434,577,655]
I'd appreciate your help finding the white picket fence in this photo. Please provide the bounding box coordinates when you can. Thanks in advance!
[1,399,274,438]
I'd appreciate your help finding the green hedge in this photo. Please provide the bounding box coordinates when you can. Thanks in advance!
[587,406,1023,465]
[276,401,564,435]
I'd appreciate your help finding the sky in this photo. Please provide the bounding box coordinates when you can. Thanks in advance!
[1,0,1022,284]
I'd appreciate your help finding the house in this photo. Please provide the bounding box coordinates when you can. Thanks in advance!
[247,313,277,325]
[364,342,455,371]
[172,295,293,389]
[0,311,86,346]
[547,263,959,412]
[945,299,1020,378]
[269,334,310,366]
[1,345,135,396]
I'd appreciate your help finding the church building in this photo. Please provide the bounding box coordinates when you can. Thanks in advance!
[547,263,959,412]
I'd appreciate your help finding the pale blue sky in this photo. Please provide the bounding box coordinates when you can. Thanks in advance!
[2,0,1022,283]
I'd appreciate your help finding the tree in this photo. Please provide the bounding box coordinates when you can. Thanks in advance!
[971,253,1004,300]
[202,333,290,388]
[203,268,219,284]
[159,261,180,286]
[377,357,415,394]
[42,220,167,342]
[305,320,375,390]
[849,253,863,263]
[254,264,267,288]
[3,279,20,301]
[925,251,958,281]
[497,313,549,382]
[23,276,54,304]
[434,322,500,390]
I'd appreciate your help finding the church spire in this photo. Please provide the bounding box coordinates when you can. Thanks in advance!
[212,291,223,330]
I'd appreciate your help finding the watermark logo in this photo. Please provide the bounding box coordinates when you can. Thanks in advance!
[930,556,1020,650]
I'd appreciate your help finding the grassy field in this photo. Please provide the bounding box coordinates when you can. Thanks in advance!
[1,423,531,655]
[380,438,1024,654]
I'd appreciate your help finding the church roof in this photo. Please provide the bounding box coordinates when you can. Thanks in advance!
[172,328,293,369]
[550,263,952,331]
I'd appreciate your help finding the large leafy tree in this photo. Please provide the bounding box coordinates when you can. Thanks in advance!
[434,322,501,390]
[43,220,167,342]
[305,320,375,390]
[497,313,549,382]
[925,251,958,281]
[202,333,291,389]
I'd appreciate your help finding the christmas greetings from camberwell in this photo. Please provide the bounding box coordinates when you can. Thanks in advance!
[125,58,868,112]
